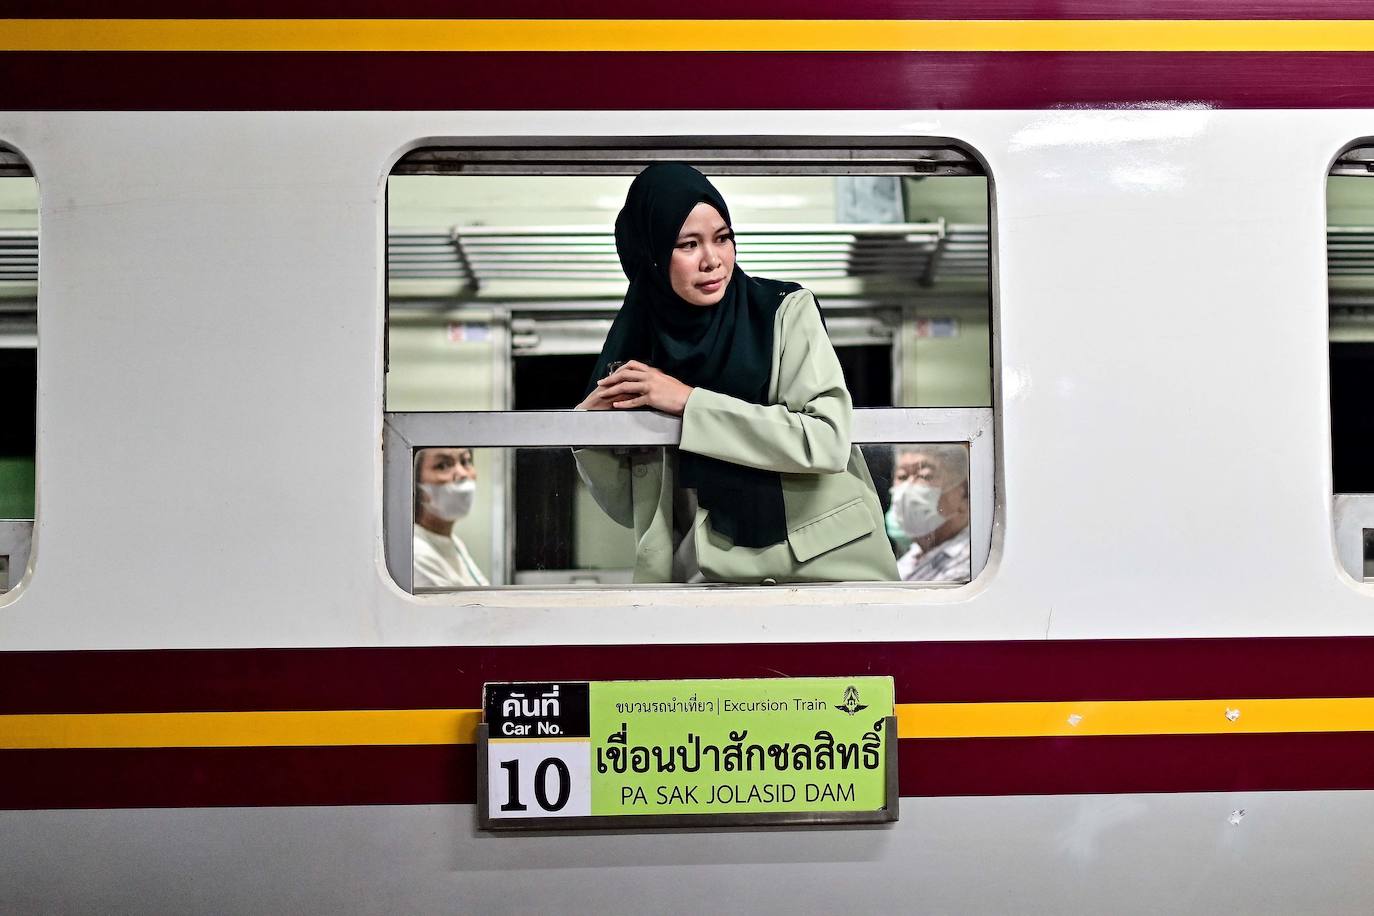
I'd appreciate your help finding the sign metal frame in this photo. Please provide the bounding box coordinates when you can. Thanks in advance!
[476,716,900,832]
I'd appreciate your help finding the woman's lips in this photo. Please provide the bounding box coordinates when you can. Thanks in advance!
[697,278,724,293]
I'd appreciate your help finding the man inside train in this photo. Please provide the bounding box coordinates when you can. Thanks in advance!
[889,443,971,583]
[413,447,488,588]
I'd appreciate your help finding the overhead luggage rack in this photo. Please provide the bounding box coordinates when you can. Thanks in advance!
[0,231,39,283]
[387,231,473,284]
[387,221,995,290]
[1328,227,1374,276]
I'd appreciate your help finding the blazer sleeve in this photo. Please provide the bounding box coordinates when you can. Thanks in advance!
[572,447,635,528]
[678,290,852,475]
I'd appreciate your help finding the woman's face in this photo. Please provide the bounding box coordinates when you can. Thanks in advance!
[668,202,735,307]
[419,448,477,485]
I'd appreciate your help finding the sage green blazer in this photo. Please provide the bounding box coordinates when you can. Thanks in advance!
[575,289,898,585]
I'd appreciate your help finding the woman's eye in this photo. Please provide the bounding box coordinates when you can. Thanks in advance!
[677,241,696,250]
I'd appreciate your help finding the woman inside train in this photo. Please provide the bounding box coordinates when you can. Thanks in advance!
[574,163,897,584]
[413,447,489,588]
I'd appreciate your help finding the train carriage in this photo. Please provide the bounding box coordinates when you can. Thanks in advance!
[5,4,1374,913]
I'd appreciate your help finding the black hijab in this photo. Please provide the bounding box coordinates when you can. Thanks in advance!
[586,163,802,549]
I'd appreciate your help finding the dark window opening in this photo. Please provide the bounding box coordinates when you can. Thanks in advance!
[1331,343,1374,493]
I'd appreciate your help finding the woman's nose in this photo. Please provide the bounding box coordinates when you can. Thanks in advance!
[701,244,721,269]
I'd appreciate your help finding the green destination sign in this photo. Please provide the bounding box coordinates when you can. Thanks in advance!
[480,677,896,829]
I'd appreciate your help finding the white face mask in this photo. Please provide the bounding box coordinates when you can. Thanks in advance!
[891,481,947,538]
[419,479,477,522]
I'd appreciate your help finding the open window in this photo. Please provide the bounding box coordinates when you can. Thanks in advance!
[383,140,994,592]
[1330,146,1374,580]
[0,144,35,593]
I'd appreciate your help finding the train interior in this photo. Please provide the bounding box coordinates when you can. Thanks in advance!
[3,144,1372,588]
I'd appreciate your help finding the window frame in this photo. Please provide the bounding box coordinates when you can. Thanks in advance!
[1329,140,1374,583]
[383,137,998,595]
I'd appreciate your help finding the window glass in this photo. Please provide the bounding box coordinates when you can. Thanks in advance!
[385,145,992,592]
[862,442,972,585]
[411,443,972,588]
[412,446,634,590]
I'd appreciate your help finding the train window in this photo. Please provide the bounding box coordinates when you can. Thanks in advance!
[1330,146,1374,581]
[383,141,994,592]
[0,145,35,593]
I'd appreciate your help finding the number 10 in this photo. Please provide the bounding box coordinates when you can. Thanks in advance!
[498,757,571,812]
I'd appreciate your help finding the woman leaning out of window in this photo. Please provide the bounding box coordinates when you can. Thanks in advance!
[575,164,897,585]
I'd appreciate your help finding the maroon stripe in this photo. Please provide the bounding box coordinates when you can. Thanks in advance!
[5,637,1374,714]
[903,732,1374,796]
[7,732,1374,809]
[2,51,1374,110]
[6,2,1374,18]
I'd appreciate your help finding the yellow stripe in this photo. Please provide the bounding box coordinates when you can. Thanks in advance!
[0,709,481,749]
[5,698,1374,749]
[8,19,1374,52]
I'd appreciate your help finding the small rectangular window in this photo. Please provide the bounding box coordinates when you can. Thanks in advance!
[385,140,994,592]
[0,144,35,592]
[1330,146,1374,581]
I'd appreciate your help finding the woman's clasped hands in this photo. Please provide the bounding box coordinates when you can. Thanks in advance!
[577,359,694,416]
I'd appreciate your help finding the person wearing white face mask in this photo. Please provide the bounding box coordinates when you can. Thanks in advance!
[413,447,489,589]
[890,444,972,583]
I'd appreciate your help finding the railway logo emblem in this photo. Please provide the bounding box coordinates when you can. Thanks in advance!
[837,685,868,716]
